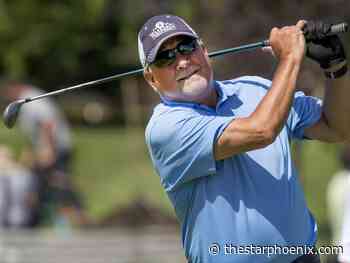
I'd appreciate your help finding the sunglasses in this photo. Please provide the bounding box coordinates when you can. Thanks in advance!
[151,38,198,68]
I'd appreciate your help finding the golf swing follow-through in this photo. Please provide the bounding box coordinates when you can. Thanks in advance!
[3,14,350,263]
[139,15,350,263]
[2,21,347,129]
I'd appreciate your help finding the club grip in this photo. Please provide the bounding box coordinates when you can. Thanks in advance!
[330,22,348,34]
[262,22,347,47]
[303,21,348,41]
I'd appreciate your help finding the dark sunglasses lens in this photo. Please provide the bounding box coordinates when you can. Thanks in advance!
[153,50,176,67]
[153,57,175,67]
[178,39,197,55]
[152,38,197,67]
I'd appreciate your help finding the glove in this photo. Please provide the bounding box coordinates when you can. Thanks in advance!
[306,34,347,79]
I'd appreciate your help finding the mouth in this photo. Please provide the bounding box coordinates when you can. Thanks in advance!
[176,68,200,82]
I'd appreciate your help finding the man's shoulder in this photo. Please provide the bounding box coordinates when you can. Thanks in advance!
[219,75,272,90]
[20,87,58,118]
[21,86,42,97]
[148,103,196,121]
[145,103,197,143]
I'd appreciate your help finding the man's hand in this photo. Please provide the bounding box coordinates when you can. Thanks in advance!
[306,35,347,78]
[269,20,306,64]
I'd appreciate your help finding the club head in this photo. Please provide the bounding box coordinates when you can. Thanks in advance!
[3,100,25,129]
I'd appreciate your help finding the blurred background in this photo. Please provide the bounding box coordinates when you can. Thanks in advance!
[0,0,350,262]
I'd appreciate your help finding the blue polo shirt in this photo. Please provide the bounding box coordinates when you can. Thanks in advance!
[145,76,322,263]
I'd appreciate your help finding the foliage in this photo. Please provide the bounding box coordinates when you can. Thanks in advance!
[1,0,349,91]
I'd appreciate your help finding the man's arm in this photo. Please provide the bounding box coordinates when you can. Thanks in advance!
[303,32,349,142]
[36,121,56,167]
[215,21,306,160]
[304,76,350,142]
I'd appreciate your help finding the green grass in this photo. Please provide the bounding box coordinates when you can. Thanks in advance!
[296,141,342,243]
[0,125,173,221]
[0,124,29,155]
[0,124,344,245]
[71,126,173,219]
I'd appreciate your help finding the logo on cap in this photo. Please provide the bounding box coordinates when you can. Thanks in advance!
[149,21,176,40]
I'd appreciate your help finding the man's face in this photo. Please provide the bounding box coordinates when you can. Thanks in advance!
[144,35,213,102]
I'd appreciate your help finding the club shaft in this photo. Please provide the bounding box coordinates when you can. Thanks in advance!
[208,40,269,58]
[25,68,144,103]
[9,21,350,104]
[23,41,270,103]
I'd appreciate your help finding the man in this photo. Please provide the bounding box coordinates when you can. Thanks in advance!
[2,82,72,170]
[138,14,349,263]
[2,81,86,226]
[328,146,350,263]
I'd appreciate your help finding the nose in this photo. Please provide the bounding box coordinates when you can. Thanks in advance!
[175,53,190,70]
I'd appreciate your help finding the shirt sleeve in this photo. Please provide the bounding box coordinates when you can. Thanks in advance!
[236,76,322,140]
[145,108,235,192]
[21,100,58,124]
[287,91,322,140]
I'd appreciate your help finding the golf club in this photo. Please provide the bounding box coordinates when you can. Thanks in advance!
[3,22,348,129]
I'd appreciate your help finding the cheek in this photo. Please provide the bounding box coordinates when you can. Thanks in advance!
[193,51,211,72]
[197,57,212,79]
[153,69,177,90]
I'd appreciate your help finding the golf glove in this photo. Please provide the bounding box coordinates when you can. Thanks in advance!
[306,34,347,79]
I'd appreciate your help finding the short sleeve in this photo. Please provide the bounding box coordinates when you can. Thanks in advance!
[145,108,234,192]
[21,100,57,123]
[287,91,322,140]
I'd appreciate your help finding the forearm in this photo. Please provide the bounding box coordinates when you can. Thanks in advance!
[215,58,301,160]
[214,22,306,160]
[252,57,301,135]
[36,122,56,167]
[323,75,350,139]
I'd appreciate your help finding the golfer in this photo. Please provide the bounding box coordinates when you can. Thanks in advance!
[139,14,349,263]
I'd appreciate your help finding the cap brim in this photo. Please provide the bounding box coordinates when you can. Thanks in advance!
[146,32,198,66]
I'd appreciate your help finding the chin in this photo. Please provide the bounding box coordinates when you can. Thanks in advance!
[181,75,211,100]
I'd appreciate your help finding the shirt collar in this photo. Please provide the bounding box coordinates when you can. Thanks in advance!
[214,80,237,107]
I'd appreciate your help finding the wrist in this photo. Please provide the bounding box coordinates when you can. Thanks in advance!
[279,55,302,71]
[324,60,347,79]
[279,57,301,76]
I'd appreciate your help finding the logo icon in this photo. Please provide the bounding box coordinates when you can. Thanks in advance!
[149,21,176,40]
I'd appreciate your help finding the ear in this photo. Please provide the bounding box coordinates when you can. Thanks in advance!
[143,68,159,93]
[198,39,207,51]
[198,39,209,58]
[203,46,209,56]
